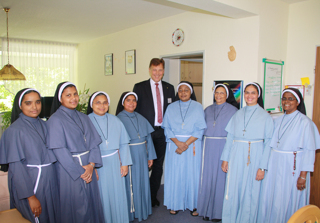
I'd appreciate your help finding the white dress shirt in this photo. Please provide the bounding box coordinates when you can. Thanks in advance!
[150,79,164,126]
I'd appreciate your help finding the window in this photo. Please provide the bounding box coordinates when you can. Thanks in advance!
[0,38,77,111]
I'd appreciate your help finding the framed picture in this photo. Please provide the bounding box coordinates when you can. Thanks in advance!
[104,53,113,76]
[213,80,244,109]
[125,50,136,74]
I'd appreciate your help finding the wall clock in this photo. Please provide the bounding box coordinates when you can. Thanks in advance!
[172,28,184,46]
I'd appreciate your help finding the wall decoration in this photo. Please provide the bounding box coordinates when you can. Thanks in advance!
[125,50,136,74]
[214,80,243,109]
[104,53,113,75]
[172,28,184,46]
[263,58,284,113]
[228,46,236,61]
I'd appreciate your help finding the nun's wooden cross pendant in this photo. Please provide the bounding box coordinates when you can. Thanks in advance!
[182,122,185,129]
[277,141,280,148]
[243,129,246,136]
[138,133,140,139]
[106,140,109,148]
[213,121,216,127]
[84,135,86,143]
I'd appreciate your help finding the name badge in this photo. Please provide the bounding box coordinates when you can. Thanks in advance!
[168,98,172,103]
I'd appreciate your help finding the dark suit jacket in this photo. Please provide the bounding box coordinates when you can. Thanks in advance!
[133,79,175,127]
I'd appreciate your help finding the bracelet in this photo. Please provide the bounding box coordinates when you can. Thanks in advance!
[299,176,306,180]
[259,168,265,172]
[89,163,95,168]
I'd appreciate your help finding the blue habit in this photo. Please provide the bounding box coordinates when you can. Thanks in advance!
[46,106,104,223]
[88,112,132,223]
[258,110,320,223]
[0,113,59,223]
[162,99,206,211]
[197,102,237,220]
[117,110,157,222]
[221,104,273,223]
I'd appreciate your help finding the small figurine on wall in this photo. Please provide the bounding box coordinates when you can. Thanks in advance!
[228,46,236,62]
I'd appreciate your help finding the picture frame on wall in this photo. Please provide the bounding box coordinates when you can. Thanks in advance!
[105,53,113,76]
[214,80,244,109]
[125,49,136,74]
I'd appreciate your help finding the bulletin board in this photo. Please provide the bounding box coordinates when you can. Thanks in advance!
[263,58,284,112]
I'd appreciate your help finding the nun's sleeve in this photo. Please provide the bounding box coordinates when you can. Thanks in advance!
[146,133,157,160]
[221,116,235,162]
[300,121,318,171]
[0,128,34,199]
[191,104,206,139]
[118,121,132,166]
[301,149,316,172]
[10,161,34,199]
[53,148,85,181]
[85,115,103,168]
[162,107,176,141]
[87,146,103,168]
[221,132,234,162]
[259,115,274,170]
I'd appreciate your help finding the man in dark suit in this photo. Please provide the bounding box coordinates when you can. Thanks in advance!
[133,58,175,207]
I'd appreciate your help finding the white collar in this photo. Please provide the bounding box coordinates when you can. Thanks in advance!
[150,78,162,86]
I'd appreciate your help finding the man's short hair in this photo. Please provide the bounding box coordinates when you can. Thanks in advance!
[149,58,165,69]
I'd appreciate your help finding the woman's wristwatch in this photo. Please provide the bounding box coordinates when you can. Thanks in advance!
[259,168,265,171]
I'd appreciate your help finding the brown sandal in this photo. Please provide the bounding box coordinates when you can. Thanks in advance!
[170,210,179,215]
[190,209,199,216]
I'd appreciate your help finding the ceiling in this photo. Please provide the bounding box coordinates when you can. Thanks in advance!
[0,0,308,44]
[0,0,193,44]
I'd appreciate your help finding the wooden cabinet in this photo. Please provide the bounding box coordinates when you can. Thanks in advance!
[180,60,203,103]
[180,61,203,83]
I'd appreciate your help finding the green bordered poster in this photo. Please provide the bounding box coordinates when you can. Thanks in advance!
[263,58,284,112]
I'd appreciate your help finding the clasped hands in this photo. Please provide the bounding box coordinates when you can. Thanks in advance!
[81,163,95,183]
[175,141,189,154]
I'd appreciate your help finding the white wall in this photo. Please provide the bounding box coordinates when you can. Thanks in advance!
[257,0,289,83]
[285,0,320,117]
[78,1,289,114]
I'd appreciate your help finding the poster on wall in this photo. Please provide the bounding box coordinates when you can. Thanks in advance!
[104,53,113,75]
[125,49,136,74]
[263,58,284,113]
[214,80,243,109]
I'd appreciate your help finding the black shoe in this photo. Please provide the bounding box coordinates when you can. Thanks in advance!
[211,219,221,222]
[203,217,210,221]
[152,198,160,207]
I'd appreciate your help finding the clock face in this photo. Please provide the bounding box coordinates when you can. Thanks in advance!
[172,28,184,46]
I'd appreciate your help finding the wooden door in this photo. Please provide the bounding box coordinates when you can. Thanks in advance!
[180,60,203,103]
[311,46,320,206]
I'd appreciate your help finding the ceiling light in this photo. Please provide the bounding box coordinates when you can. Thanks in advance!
[0,8,26,80]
